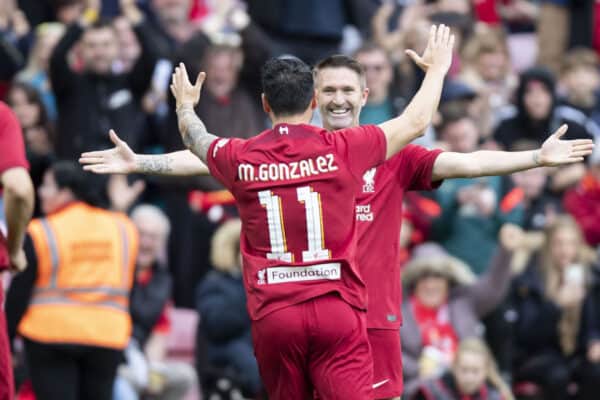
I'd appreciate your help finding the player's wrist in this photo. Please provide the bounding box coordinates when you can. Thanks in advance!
[176,102,195,112]
[533,149,544,166]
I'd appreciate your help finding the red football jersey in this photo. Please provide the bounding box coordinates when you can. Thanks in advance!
[356,144,442,329]
[207,123,386,320]
[0,101,29,271]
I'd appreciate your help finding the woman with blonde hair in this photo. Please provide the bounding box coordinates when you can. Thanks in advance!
[511,215,600,400]
[195,219,262,398]
[414,338,513,400]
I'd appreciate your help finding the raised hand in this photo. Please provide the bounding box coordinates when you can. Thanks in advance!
[406,24,454,74]
[170,63,206,109]
[107,174,145,213]
[499,223,525,251]
[539,124,595,166]
[79,130,137,174]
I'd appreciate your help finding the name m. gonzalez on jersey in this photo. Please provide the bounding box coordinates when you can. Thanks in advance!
[206,123,386,322]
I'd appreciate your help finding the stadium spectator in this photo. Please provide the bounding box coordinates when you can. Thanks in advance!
[563,147,600,247]
[7,82,54,158]
[114,204,196,400]
[247,0,376,65]
[412,338,513,400]
[432,109,523,274]
[0,101,34,400]
[15,22,65,121]
[400,225,514,397]
[354,43,405,126]
[5,161,138,400]
[506,141,561,231]
[196,218,261,398]
[493,67,598,150]
[6,82,55,217]
[510,215,600,400]
[558,47,600,127]
[49,0,163,159]
[459,26,516,136]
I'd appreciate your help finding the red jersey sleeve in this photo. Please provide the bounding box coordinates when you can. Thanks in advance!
[206,137,246,190]
[333,124,386,180]
[0,102,28,175]
[394,144,443,191]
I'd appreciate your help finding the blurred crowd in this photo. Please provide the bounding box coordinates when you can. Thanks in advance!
[2,0,600,399]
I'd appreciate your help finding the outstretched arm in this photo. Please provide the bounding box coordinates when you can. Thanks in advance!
[432,125,594,181]
[171,63,219,164]
[378,24,454,159]
[79,130,209,176]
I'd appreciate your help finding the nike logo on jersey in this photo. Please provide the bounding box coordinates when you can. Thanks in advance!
[372,379,389,389]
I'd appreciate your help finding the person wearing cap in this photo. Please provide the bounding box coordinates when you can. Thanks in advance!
[400,225,516,397]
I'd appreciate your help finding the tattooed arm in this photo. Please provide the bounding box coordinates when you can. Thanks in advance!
[175,103,218,164]
[171,64,219,164]
[80,129,209,176]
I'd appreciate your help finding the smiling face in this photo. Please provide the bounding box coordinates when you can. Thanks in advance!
[315,66,368,131]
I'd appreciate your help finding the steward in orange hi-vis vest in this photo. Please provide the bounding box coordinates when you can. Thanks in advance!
[18,201,138,349]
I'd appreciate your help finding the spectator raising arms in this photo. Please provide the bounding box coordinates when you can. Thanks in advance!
[50,0,163,159]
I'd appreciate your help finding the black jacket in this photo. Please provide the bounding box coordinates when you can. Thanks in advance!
[510,257,594,362]
[50,20,162,159]
[196,270,250,344]
[493,68,597,150]
[129,263,172,346]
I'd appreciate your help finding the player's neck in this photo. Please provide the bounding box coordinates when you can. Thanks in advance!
[270,111,313,126]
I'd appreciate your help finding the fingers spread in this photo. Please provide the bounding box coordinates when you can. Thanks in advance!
[448,34,455,51]
[109,129,121,145]
[195,71,206,89]
[553,124,568,139]
[429,25,436,46]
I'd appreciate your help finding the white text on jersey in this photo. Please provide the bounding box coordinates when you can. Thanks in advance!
[238,154,339,182]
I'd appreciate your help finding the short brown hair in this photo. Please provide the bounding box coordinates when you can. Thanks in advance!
[561,47,600,75]
[314,54,366,88]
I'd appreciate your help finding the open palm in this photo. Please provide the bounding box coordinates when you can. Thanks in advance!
[170,62,205,108]
[540,125,595,166]
[79,130,136,174]
[405,24,454,73]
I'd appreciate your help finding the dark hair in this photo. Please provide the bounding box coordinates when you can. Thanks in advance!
[50,161,103,206]
[314,54,366,88]
[7,82,54,141]
[261,57,314,117]
[438,103,471,134]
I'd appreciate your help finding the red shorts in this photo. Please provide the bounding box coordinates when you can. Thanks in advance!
[368,328,403,399]
[251,293,373,400]
[0,286,14,400]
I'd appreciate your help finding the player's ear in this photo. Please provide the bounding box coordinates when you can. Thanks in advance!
[361,87,369,107]
[310,91,317,110]
[261,93,271,114]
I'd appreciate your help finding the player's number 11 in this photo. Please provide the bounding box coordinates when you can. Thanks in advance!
[259,187,331,262]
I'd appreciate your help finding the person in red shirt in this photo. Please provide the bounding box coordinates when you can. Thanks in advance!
[82,37,594,400]
[164,25,455,400]
[0,101,34,400]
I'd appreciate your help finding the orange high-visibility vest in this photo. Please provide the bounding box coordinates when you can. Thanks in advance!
[18,202,138,350]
